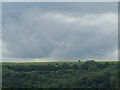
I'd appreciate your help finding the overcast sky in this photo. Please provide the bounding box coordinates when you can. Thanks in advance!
[0,2,1,62]
[2,2,118,62]
[1,0,119,2]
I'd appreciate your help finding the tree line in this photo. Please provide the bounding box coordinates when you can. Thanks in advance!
[2,60,119,88]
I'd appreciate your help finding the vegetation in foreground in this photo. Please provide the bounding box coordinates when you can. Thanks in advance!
[2,60,119,88]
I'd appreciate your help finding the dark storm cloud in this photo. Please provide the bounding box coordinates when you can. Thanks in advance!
[2,2,118,61]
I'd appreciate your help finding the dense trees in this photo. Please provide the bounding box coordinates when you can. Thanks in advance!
[2,61,118,88]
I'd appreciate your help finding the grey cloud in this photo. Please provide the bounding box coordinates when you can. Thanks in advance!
[3,2,117,15]
[0,2,2,62]
[3,2,118,61]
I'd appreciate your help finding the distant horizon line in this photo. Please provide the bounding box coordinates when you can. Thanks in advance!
[1,59,119,63]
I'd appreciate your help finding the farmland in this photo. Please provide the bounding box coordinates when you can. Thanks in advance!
[2,60,119,88]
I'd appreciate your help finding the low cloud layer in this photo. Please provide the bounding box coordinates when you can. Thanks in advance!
[2,2,118,61]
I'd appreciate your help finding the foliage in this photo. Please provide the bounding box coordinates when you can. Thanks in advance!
[2,61,119,88]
